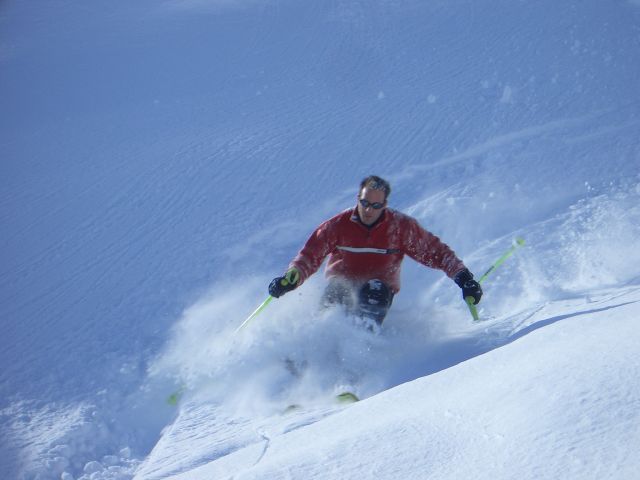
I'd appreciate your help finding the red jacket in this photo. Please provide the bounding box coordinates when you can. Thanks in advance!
[290,207,466,293]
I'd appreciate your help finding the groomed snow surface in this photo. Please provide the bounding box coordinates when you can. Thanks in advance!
[2,0,640,479]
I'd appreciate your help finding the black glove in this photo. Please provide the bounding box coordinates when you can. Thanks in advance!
[454,268,483,305]
[268,268,301,298]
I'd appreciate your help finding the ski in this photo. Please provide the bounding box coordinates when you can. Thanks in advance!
[282,391,359,414]
[336,391,359,403]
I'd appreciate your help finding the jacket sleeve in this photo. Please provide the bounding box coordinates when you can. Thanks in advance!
[402,217,466,279]
[289,218,338,285]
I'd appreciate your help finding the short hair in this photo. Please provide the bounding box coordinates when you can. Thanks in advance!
[359,175,391,200]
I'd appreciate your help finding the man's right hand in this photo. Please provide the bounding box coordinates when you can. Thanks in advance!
[268,267,301,298]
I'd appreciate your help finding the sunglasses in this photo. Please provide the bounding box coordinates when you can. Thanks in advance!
[359,198,385,210]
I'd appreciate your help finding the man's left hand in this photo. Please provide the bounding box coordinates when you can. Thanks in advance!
[454,268,483,305]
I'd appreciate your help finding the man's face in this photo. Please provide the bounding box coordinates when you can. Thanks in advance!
[357,186,387,226]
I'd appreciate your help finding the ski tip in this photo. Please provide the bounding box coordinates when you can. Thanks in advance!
[282,404,303,415]
[166,386,185,406]
[515,237,525,246]
[336,392,359,404]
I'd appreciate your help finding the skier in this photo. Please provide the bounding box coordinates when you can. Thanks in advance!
[268,175,482,325]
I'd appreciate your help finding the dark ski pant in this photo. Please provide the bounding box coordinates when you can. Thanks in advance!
[321,277,394,326]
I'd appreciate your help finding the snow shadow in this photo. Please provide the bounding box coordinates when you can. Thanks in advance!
[506,301,639,344]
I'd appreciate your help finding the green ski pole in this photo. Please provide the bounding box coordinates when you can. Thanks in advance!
[166,294,275,406]
[165,295,274,406]
[167,272,298,406]
[466,237,525,321]
[234,268,300,333]
[234,295,274,333]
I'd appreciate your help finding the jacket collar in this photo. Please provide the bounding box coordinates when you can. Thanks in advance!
[350,206,388,230]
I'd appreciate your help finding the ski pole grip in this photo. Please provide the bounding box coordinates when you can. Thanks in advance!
[465,237,525,322]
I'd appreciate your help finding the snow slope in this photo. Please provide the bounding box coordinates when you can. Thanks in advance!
[1,0,639,478]
[154,287,640,480]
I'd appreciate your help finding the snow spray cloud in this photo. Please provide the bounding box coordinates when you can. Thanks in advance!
[147,274,459,415]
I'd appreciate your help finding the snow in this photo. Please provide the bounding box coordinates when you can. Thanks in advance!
[1,0,640,479]
[183,289,640,480]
